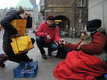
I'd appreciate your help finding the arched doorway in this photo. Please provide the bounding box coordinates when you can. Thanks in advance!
[55,15,70,37]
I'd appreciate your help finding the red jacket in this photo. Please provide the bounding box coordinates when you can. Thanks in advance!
[64,32,106,54]
[35,22,61,43]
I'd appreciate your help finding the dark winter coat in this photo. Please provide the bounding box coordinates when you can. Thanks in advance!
[0,10,34,63]
[0,10,22,46]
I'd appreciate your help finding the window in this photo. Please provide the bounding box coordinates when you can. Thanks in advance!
[77,0,86,7]
[80,22,86,31]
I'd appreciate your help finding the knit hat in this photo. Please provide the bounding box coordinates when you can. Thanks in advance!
[47,16,55,21]
[86,19,101,32]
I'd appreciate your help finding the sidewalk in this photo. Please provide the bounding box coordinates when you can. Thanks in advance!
[0,33,80,80]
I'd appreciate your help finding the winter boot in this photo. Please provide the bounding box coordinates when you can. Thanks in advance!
[0,54,9,68]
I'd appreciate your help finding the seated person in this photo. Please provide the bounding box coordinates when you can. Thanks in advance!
[53,19,107,80]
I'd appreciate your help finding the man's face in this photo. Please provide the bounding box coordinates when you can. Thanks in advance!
[47,20,54,26]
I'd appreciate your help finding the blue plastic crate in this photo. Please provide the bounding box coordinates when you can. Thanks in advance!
[14,60,38,78]
[104,74,107,78]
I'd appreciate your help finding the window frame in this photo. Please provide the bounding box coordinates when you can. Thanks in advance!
[77,0,86,7]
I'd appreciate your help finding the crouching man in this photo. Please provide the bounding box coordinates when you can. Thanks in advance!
[35,16,61,59]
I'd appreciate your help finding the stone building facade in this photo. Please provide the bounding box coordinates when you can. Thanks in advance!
[40,0,88,37]
[88,0,107,34]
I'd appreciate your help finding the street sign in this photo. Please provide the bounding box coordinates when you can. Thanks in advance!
[45,10,51,20]
[33,5,38,21]
[34,4,37,8]
[45,10,51,12]
[30,0,38,21]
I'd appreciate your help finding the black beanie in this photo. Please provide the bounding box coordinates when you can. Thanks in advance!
[47,16,55,21]
[86,19,101,32]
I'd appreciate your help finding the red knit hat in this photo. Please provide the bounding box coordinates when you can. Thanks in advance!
[47,16,55,21]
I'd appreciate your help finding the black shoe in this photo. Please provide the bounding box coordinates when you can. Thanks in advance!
[0,54,9,68]
[29,59,33,62]
[55,55,59,58]
[48,52,52,56]
[42,54,47,59]
[0,63,5,68]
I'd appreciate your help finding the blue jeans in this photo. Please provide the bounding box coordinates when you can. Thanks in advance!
[36,37,58,55]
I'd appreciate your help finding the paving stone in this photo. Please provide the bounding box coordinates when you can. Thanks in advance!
[0,33,80,80]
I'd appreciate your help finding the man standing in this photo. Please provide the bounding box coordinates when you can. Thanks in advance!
[35,16,61,59]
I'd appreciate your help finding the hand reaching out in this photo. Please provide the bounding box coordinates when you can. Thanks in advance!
[80,41,89,45]
[59,39,65,47]
[47,34,51,40]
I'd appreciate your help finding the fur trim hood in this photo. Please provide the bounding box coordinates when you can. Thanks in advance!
[97,27,105,33]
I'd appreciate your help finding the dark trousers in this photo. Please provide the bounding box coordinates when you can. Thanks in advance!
[36,37,58,55]
[3,38,35,63]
